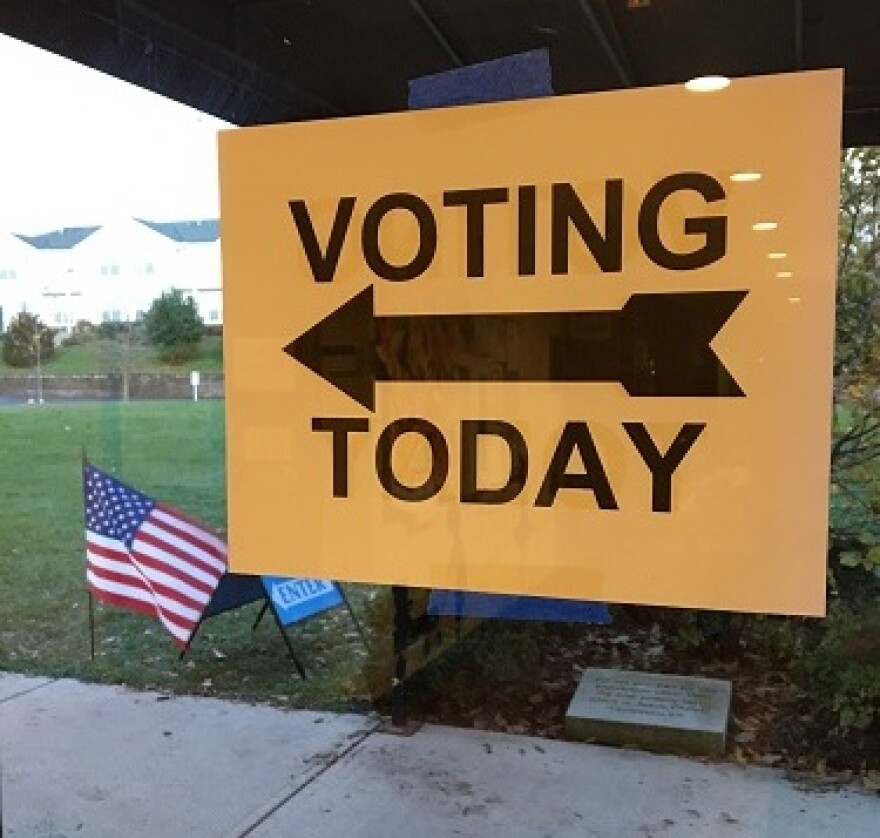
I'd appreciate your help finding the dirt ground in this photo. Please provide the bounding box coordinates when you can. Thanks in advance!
[398,617,879,792]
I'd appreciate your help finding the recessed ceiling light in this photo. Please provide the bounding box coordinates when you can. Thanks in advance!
[685,75,731,93]
[788,296,801,303]
[768,252,787,259]
[730,171,762,183]
[752,221,778,232]
[778,271,794,279]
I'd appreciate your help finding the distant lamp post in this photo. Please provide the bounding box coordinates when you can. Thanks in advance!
[123,315,131,403]
[33,330,44,405]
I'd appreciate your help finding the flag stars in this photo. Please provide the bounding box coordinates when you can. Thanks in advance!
[84,465,155,544]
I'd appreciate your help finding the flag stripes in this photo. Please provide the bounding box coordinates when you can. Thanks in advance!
[83,463,227,648]
[134,531,221,589]
[86,571,160,619]
[150,506,227,571]
[87,534,205,641]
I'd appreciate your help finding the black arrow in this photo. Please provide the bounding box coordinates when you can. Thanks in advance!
[284,286,748,411]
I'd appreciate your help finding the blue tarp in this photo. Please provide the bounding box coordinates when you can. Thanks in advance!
[428,590,610,624]
[408,48,553,109]
[201,572,265,619]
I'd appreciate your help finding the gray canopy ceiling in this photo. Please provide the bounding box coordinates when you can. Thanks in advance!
[1,1,876,144]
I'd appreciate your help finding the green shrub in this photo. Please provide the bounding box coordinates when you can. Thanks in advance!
[143,290,204,364]
[1,312,55,367]
[803,604,880,734]
[96,321,131,340]
[629,606,746,658]
[63,319,97,346]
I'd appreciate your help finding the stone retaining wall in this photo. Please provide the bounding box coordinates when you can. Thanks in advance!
[0,372,225,400]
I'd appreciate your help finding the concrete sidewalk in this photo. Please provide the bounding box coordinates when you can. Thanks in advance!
[1,674,876,837]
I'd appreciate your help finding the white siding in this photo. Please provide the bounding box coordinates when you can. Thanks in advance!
[0,220,222,333]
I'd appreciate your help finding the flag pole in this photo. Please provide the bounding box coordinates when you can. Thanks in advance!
[88,592,96,660]
[251,600,269,631]
[82,446,96,660]
[179,618,203,660]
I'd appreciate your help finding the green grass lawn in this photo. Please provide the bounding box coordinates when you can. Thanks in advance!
[0,401,378,709]
[0,336,224,376]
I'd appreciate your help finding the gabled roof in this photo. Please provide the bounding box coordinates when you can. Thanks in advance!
[15,226,101,250]
[136,218,219,243]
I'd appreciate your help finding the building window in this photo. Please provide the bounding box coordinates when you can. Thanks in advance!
[208,310,220,323]
[100,264,120,277]
[0,268,17,280]
[145,262,155,274]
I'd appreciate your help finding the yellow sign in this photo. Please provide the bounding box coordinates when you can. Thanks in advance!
[220,70,841,615]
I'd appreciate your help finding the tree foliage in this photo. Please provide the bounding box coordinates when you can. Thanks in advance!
[836,147,880,389]
[1,311,55,368]
[830,148,880,582]
[143,290,204,364]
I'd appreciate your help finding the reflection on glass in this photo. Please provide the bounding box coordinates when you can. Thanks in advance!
[372,292,747,398]
[730,171,762,183]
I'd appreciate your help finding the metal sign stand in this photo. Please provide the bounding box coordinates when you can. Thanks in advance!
[386,585,421,734]
[180,588,307,679]
[254,583,369,648]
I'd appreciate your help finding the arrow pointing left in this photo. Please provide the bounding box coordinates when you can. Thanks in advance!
[284,285,747,411]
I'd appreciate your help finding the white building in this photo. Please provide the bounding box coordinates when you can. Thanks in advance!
[0,218,221,334]
[135,219,223,327]
[0,230,37,331]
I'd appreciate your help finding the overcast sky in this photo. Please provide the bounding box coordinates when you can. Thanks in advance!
[0,33,230,234]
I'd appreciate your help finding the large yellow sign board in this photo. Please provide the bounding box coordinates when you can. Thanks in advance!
[220,70,841,615]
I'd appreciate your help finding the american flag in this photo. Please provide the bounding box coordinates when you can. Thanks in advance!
[83,463,227,649]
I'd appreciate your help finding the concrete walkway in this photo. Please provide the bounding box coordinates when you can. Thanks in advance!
[1,674,876,837]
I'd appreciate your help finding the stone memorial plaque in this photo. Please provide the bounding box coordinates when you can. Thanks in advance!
[565,668,731,756]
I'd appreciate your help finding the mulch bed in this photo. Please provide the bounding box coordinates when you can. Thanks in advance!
[397,617,879,792]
